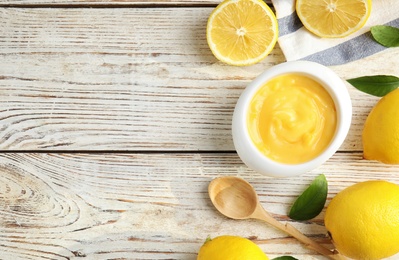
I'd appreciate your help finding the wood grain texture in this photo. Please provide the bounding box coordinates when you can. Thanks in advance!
[1,152,399,259]
[1,8,398,151]
[0,7,284,151]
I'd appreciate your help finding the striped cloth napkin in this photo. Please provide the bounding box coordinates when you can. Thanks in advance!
[272,0,399,66]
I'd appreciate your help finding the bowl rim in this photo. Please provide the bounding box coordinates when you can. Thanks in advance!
[232,60,352,177]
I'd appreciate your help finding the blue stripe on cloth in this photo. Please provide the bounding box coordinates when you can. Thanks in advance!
[301,17,399,66]
[277,11,303,37]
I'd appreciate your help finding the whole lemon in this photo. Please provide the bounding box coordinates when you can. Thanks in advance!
[324,181,399,260]
[197,235,269,260]
[363,88,399,163]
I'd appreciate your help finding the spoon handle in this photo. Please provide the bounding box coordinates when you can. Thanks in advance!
[252,205,344,260]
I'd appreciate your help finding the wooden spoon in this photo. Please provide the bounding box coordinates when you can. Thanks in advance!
[208,176,344,260]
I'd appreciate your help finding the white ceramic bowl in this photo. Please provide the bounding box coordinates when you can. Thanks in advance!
[232,61,352,178]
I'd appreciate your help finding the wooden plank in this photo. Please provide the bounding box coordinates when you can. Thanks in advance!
[1,0,225,7]
[2,0,269,5]
[1,8,398,151]
[1,152,399,259]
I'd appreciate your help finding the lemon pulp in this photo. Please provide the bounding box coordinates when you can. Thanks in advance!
[296,0,372,38]
[206,0,278,66]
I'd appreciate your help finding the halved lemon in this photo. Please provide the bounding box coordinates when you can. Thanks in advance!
[296,0,372,38]
[206,0,278,66]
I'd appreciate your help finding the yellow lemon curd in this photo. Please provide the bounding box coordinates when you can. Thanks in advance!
[247,74,337,164]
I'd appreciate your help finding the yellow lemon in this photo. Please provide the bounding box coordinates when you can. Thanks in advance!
[197,235,269,260]
[206,0,278,66]
[324,181,399,260]
[363,88,399,163]
[296,0,372,38]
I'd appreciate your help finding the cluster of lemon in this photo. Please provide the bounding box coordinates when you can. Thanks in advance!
[197,180,399,260]
[206,0,371,66]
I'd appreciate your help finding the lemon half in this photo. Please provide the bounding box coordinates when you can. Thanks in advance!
[296,0,372,38]
[206,0,278,66]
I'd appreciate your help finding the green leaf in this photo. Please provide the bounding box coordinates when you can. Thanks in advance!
[371,25,399,47]
[288,174,328,221]
[272,256,298,260]
[347,75,399,97]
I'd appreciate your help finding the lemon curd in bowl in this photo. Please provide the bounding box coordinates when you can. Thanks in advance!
[247,73,337,164]
[232,61,352,177]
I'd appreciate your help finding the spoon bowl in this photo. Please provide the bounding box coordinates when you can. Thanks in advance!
[208,176,258,219]
[208,176,343,260]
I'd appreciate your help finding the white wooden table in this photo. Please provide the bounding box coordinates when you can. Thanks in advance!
[1,1,399,259]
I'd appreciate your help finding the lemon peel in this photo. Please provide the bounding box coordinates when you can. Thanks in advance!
[325,181,399,259]
[197,235,269,260]
[363,88,399,163]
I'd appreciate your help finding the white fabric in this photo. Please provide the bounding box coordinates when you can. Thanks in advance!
[272,0,399,65]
